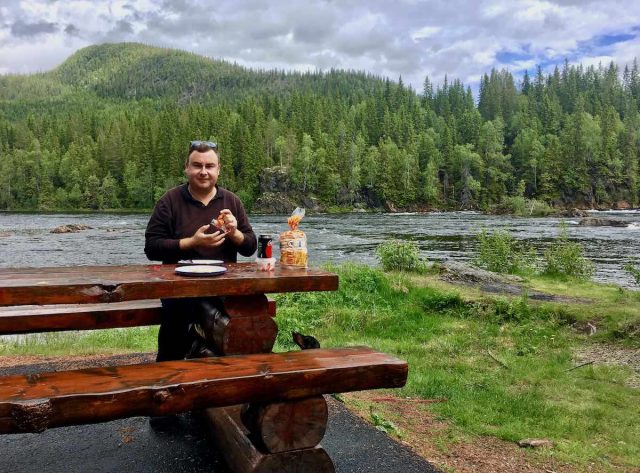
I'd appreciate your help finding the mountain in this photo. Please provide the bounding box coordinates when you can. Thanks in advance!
[0,42,388,108]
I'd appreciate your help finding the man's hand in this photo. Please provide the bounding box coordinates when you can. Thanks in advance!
[179,224,225,250]
[218,209,245,246]
[218,209,237,233]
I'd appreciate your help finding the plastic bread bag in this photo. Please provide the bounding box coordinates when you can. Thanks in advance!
[279,207,307,268]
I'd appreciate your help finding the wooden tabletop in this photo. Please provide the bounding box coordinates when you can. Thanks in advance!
[0,264,339,307]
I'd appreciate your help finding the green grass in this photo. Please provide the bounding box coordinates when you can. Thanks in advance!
[0,327,158,356]
[1,263,638,471]
[522,275,640,345]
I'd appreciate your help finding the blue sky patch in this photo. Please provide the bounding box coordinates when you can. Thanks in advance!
[593,32,636,47]
[511,30,638,81]
[575,31,637,57]
[496,49,532,64]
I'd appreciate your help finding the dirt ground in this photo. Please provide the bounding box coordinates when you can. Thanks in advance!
[344,391,582,473]
[0,352,155,369]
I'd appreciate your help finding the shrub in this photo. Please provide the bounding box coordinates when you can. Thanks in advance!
[376,240,427,273]
[543,224,594,280]
[624,263,640,285]
[474,229,537,274]
[416,286,467,314]
[495,196,554,217]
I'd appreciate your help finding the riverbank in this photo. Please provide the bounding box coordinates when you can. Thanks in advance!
[1,264,638,472]
[1,202,638,216]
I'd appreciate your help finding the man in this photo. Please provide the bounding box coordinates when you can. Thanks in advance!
[145,140,257,361]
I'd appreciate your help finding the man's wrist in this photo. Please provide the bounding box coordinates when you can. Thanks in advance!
[229,229,244,246]
[179,237,194,250]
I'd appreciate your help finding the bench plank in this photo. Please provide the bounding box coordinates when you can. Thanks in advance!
[0,298,277,335]
[0,300,161,334]
[0,347,408,434]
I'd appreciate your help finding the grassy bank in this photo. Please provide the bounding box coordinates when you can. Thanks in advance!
[275,265,640,472]
[1,264,638,471]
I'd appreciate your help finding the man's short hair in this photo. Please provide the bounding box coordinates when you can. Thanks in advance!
[185,141,219,166]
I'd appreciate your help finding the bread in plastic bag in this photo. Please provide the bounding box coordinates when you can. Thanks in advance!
[279,207,307,268]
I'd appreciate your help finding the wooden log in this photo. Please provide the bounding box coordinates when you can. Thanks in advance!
[0,297,277,335]
[0,264,338,306]
[197,296,278,355]
[205,405,335,473]
[0,347,408,433]
[0,300,161,335]
[241,396,328,453]
[223,295,273,318]
[210,315,278,355]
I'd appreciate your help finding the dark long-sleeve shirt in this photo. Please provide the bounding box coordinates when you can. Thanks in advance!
[144,184,256,263]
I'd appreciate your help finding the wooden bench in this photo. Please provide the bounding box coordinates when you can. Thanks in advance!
[0,346,407,433]
[0,298,277,335]
[0,264,408,473]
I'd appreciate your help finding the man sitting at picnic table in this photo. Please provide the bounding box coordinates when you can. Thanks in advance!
[144,140,257,361]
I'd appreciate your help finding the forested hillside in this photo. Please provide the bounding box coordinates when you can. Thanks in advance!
[0,42,639,212]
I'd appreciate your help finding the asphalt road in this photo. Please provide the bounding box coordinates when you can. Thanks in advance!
[0,356,440,473]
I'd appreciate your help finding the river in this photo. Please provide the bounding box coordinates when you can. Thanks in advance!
[1,211,639,288]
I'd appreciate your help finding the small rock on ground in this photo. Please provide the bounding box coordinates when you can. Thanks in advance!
[518,439,554,449]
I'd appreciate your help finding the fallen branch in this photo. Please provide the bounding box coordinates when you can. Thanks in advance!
[565,361,594,372]
[372,397,447,404]
[487,349,510,369]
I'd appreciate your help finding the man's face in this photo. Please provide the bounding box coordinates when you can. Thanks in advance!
[185,149,220,193]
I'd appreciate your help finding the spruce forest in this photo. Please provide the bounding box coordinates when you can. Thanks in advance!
[1,42,639,212]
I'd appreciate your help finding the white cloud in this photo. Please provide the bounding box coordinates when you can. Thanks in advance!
[411,26,441,42]
[514,0,561,23]
[0,34,89,74]
[0,0,639,93]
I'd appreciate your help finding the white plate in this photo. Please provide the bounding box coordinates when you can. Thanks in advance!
[178,259,224,265]
[175,265,227,277]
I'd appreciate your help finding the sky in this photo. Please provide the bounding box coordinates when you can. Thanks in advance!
[1,0,640,92]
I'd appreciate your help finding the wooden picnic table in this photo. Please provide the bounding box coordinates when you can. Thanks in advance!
[0,263,407,473]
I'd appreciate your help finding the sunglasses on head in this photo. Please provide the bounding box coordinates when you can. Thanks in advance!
[190,140,218,150]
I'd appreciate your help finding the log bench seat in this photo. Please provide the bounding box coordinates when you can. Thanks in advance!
[0,346,408,434]
[0,298,277,335]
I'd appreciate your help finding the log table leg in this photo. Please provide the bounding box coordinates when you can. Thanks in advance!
[200,294,335,473]
[241,396,328,453]
[203,295,278,355]
[205,405,335,473]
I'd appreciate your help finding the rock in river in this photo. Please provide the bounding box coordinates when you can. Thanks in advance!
[50,224,92,233]
[578,217,629,227]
